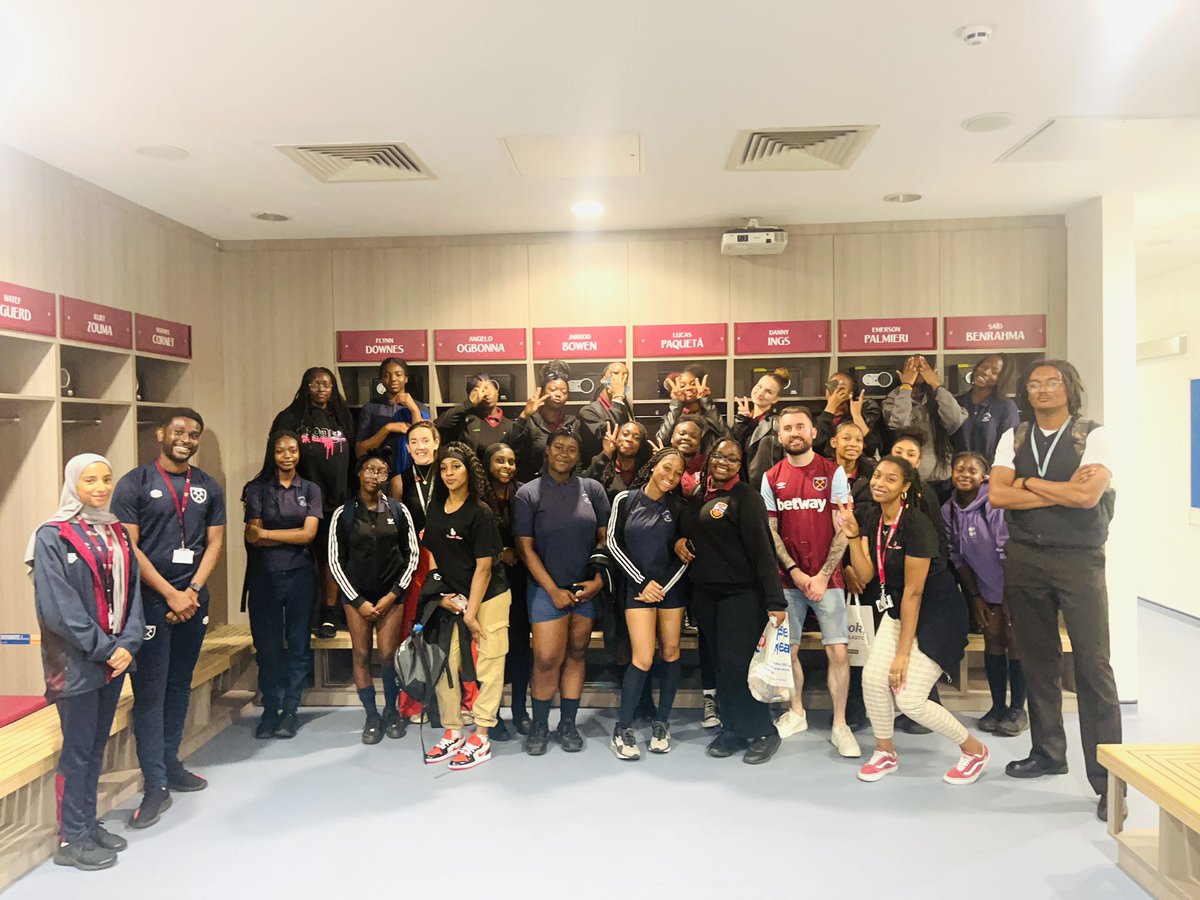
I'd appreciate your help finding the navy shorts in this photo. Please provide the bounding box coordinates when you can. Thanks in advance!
[624,583,686,612]
[528,584,595,624]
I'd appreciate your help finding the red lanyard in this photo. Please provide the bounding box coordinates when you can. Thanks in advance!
[876,509,901,590]
[155,461,192,548]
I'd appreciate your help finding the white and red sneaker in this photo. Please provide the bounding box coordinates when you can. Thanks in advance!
[857,750,899,782]
[448,734,492,771]
[424,730,465,765]
[943,745,990,785]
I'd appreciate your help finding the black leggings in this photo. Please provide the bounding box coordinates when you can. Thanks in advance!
[503,564,531,714]
[690,584,774,740]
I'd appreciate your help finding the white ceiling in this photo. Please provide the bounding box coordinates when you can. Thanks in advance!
[2,0,1200,242]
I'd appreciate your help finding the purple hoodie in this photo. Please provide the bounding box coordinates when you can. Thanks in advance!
[942,481,1008,605]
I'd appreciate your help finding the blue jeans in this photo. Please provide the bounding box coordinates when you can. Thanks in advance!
[55,677,125,841]
[248,565,315,716]
[131,588,209,790]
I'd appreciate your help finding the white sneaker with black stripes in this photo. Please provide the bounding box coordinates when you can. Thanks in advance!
[610,725,641,761]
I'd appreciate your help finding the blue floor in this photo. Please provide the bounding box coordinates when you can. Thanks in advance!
[9,600,1200,899]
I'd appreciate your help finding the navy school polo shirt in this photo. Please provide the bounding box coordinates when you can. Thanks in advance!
[512,475,610,588]
[112,462,227,590]
[243,477,323,573]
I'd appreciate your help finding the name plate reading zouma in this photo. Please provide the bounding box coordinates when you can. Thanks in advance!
[0,281,56,337]
[60,296,133,349]
[943,315,1047,350]
[533,326,625,360]
[435,328,526,361]
[337,330,429,363]
[838,317,935,352]
[135,314,192,359]
[735,320,830,355]
[633,323,727,358]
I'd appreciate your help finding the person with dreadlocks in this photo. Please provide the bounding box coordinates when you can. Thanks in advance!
[514,430,610,755]
[883,355,967,500]
[511,359,582,483]
[269,367,354,638]
[435,372,522,458]
[953,353,1020,463]
[840,455,982,785]
[419,443,510,770]
[605,447,689,760]
[586,419,652,501]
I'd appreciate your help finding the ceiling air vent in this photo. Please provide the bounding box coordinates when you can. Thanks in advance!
[275,142,436,183]
[726,126,878,172]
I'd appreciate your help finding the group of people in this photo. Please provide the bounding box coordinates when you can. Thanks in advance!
[29,349,1123,871]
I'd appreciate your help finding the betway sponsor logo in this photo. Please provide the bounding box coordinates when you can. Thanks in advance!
[776,497,827,512]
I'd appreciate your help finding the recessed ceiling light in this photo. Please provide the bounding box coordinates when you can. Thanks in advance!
[571,200,605,217]
[961,113,1015,133]
[883,193,922,204]
[136,144,189,161]
[253,212,290,222]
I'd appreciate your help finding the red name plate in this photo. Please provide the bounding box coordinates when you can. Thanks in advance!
[0,281,56,337]
[633,323,727,358]
[533,326,625,360]
[434,327,526,361]
[838,317,935,352]
[337,329,429,363]
[135,314,192,359]
[943,315,1047,351]
[735,320,830,355]
[60,296,132,349]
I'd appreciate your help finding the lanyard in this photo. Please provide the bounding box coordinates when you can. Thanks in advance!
[155,461,192,548]
[876,509,901,590]
[1030,417,1072,478]
[79,523,115,612]
[411,465,434,514]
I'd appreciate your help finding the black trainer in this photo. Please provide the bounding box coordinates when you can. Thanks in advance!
[977,707,1005,733]
[555,720,584,752]
[525,721,551,756]
[705,731,747,758]
[512,710,533,736]
[1005,754,1069,779]
[1097,793,1129,823]
[845,709,869,733]
[743,732,782,765]
[489,717,512,742]
[996,708,1029,737]
[316,609,337,640]
[255,713,279,740]
[166,767,207,792]
[896,715,932,735]
[54,837,117,871]
[274,712,299,739]
[362,713,384,745]
[90,824,128,852]
[129,787,172,830]
[383,709,406,740]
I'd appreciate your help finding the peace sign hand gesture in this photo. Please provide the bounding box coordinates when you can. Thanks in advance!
[735,397,752,418]
[521,387,548,419]
[647,437,664,453]
[666,376,686,402]
[601,422,618,457]
[697,374,711,399]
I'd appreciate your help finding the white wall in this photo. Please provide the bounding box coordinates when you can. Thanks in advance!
[1137,258,1200,620]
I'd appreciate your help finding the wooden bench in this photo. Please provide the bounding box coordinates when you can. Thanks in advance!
[308,627,1076,712]
[0,625,255,891]
[1097,744,1200,899]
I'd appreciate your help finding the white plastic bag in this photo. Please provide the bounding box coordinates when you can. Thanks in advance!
[748,619,794,703]
[846,594,875,668]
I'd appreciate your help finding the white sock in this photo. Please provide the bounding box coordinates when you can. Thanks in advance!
[703,689,716,698]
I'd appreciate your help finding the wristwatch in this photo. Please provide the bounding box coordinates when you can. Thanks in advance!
[188,582,203,593]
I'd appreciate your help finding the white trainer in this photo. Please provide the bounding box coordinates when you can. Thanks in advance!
[610,725,641,761]
[831,724,862,758]
[775,710,808,738]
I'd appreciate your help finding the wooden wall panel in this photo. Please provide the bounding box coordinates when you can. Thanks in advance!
[833,232,940,317]
[939,227,1062,318]
[530,241,627,326]
[627,240,728,324]
[429,245,528,328]
[331,247,430,331]
[729,234,834,322]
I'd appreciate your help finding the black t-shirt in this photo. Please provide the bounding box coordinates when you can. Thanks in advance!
[421,500,507,601]
[854,503,946,620]
[272,406,351,515]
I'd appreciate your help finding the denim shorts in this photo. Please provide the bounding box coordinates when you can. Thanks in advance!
[528,584,596,625]
[783,587,848,645]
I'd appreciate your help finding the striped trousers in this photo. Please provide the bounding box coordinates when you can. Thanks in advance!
[863,616,968,745]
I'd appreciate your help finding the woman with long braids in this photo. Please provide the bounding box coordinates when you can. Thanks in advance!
[483,441,531,738]
[419,443,511,770]
[586,420,652,501]
[681,437,786,765]
[840,455,983,784]
[328,452,419,743]
[29,454,144,870]
[883,355,966,496]
[606,447,689,760]
[511,359,582,483]
[242,431,322,739]
[269,367,354,638]
[435,373,521,457]
[355,357,431,475]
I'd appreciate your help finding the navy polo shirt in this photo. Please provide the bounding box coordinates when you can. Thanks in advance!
[356,399,431,474]
[243,476,323,573]
[512,475,610,587]
[112,463,227,590]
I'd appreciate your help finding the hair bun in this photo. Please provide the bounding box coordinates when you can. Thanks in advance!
[540,360,571,386]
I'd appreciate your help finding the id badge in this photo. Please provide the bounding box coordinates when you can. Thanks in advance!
[875,592,894,613]
[172,547,195,565]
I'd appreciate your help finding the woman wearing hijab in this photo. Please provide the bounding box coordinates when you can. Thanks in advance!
[28,454,145,871]
[511,360,582,483]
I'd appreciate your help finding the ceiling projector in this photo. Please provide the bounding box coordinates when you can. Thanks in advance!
[721,219,788,256]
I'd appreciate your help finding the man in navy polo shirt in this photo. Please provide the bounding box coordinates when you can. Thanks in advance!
[112,408,226,829]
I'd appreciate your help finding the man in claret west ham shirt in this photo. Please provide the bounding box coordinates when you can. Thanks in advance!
[761,407,862,760]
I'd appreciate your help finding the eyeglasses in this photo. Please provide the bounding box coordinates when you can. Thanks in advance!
[308,381,334,390]
[711,451,742,465]
[360,467,389,477]
[1026,379,1063,392]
